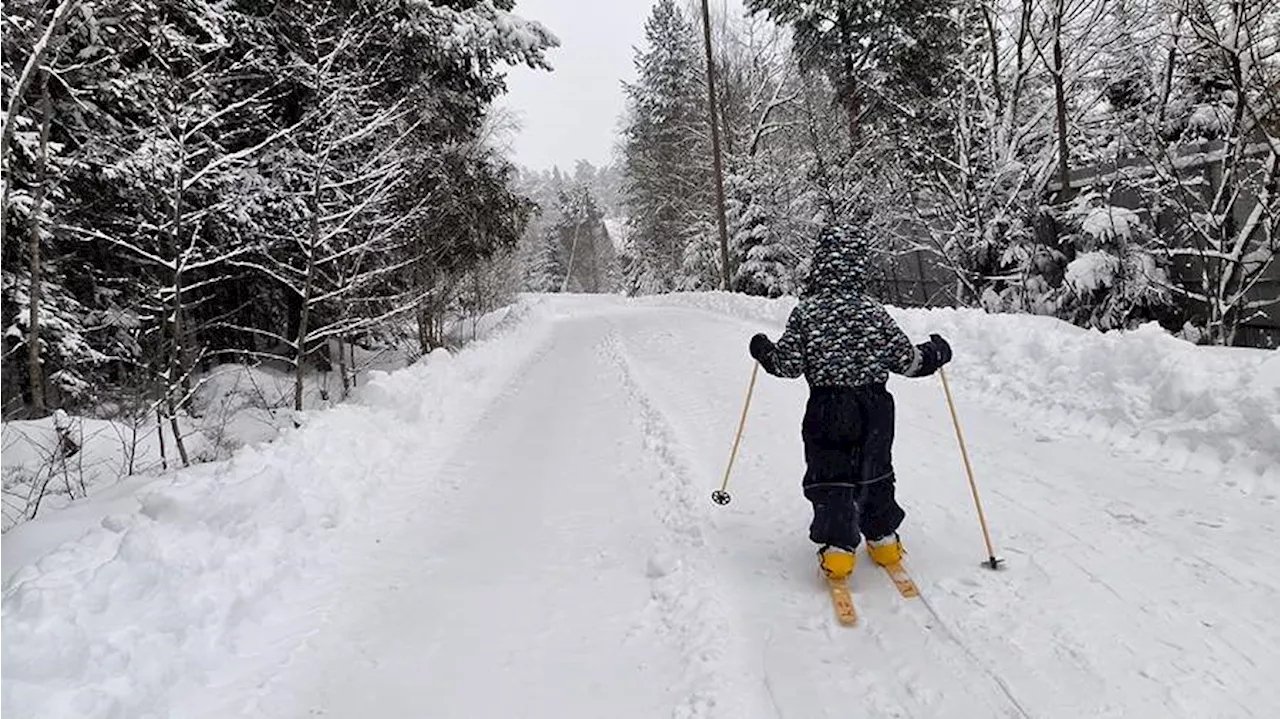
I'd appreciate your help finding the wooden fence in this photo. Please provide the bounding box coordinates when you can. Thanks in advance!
[1053,139,1278,348]
[868,247,958,309]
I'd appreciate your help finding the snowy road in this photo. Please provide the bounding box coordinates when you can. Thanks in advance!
[269,301,1279,718]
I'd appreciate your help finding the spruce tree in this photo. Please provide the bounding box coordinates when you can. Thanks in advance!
[620,0,711,294]
[728,167,792,297]
[549,185,610,292]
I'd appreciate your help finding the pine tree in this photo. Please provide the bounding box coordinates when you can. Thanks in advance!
[676,223,721,291]
[746,0,958,148]
[527,229,564,293]
[620,0,711,294]
[728,167,793,297]
[548,185,610,292]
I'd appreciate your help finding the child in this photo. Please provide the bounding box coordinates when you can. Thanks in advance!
[749,224,952,581]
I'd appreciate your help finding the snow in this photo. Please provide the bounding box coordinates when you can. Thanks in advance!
[603,216,628,251]
[413,0,559,70]
[1,347,414,533]
[1081,205,1142,241]
[2,298,559,718]
[2,411,218,533]
[1065,250,1120,292]
[4,293,1279,718]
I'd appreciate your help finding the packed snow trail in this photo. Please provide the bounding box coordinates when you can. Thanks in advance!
[265,299,1278,718]
[5,295,1278,719]
[266,316,762,717]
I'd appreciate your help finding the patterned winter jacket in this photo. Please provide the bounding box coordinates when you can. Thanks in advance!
[756,225,923,387]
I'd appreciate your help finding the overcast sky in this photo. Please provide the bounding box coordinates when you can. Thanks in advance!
[497,0,741,173]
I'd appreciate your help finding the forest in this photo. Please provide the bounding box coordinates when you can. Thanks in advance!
[584,0,1278,347]
[3,0,557,428]
[4,0,1279,430]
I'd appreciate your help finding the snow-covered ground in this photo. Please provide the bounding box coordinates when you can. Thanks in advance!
[3,293,1278,718]
[1,337,424,533]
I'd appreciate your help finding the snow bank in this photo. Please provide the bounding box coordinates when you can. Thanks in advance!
[1,337,426,534]
[1,297,560,719]
[643,292,1280,485]
[443,304,517,345]
[2,412,221,533]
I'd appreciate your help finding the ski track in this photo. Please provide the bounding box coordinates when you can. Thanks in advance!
[601,322,769,718]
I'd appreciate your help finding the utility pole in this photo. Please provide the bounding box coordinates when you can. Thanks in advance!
[699,0,732,291]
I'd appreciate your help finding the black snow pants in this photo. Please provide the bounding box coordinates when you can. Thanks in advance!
[801,384,905,550]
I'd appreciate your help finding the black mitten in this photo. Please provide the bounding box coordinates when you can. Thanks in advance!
[913,334,952,376]
[749,333,774,363]
[928,334,952,366]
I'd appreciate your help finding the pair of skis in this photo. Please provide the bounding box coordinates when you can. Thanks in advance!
[827,562,919,626]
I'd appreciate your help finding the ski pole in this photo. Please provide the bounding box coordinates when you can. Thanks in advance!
[712,361,760,506]
[938,367,1003,570]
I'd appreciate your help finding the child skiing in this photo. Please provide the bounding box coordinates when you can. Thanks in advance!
[748,224,953,581]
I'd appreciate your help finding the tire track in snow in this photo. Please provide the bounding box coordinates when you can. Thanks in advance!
[600,324,772,719]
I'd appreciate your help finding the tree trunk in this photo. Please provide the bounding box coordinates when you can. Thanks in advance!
[472,271,482,340]
[414,236,432,354]
[837,5,861,148]
[1157,10,1185,127]
[914,250,930,306]
[981,7,1004,116]
[295,190,320,412]
[167,124,190,468]
[25,71,52,418]
[1051,0,1071,193]
[1,0,77,239]
[1004,0,1033,145]
[698,0,733,290]
[338,336,350,398]
[156,408,169,472]
[348,338,357,386]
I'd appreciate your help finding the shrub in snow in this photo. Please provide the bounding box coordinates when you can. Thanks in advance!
[1055,194,1174,332]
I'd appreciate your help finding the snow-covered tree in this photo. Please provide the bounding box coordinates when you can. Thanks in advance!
[526,229,564,293]
[1053,193,1174,330]
[549,185,612,293]
[1,0,558,419]
[621,0,712,294]
[1132,0,1279,344]
[746,0,958,149]
[727,166,794,297]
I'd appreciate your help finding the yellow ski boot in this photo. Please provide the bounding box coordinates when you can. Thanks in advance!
[867,534,904,567]
[818,545,857,580]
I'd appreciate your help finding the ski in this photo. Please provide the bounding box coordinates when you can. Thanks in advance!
[827,577,858,625]
[881,562,920,598]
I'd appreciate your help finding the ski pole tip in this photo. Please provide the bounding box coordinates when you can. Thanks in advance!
[711,490,732,506]
[984,556,1005,570]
